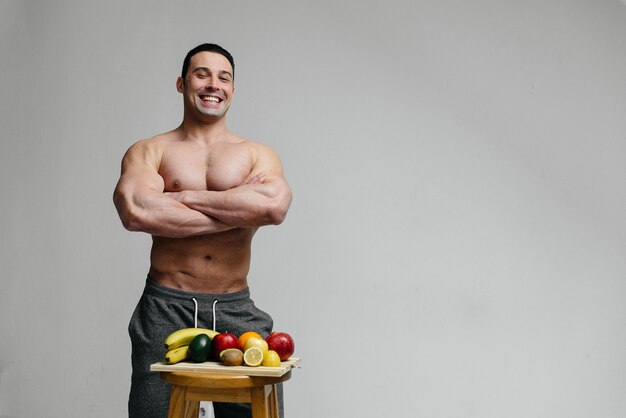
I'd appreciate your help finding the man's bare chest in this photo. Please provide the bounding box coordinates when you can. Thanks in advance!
[158,142,253,192]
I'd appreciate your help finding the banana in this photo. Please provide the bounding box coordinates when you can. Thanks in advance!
[164,328,220,351]
[164,345,189,364]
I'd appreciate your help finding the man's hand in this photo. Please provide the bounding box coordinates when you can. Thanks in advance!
[163,143,291,229]
[166,171,266,204]
[165,167,291,228]
[242,172,266,185]
[115,138,291,235]
[113,139,235,238]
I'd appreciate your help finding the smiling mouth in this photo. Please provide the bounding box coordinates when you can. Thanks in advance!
[199,95,223,103]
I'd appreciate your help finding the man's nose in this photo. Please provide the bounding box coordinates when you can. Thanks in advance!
[206,76,219,89]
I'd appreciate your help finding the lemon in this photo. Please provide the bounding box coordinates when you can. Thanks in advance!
[262,350,281,367]
[243,347,264,367]
[243,337,269,353]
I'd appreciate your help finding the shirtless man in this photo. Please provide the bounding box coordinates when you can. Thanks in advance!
[113,44,292,418]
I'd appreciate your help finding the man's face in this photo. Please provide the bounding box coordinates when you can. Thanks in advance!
[177,51,234,119]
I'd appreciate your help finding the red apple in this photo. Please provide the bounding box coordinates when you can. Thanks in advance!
[265,332,295,361]
[211,333,240,361]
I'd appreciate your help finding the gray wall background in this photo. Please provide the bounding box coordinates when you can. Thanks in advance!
[1,1,625,417]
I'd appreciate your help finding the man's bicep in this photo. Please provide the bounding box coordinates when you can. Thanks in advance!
[251,144,287,180]
[118,141,165,193]
[118,163,165,197]
[249,144,292,218]
[114,140,236,237]
[114,141,166,223]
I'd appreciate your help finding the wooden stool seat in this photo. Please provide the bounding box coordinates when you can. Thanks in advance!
[161,370,292,418]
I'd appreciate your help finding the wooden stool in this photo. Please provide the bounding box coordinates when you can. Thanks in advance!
[160,370,292,418]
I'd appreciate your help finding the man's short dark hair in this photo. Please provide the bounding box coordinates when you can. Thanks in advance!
[181,43,235,80]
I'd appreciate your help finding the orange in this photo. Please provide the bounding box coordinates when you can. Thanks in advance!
[238,331,262,350]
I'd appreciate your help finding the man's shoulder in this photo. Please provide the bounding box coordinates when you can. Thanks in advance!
[126,132,175,154]
[233,135,277,155]
[123,133,176,167]
[140,131,178,146]
[231,137,283,169]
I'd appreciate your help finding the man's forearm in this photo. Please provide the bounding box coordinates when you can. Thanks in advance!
[114,190,235,238]
[168,181,291,228]
[125,206,234,238]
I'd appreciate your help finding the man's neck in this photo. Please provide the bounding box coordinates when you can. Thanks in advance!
[178,116,230,145]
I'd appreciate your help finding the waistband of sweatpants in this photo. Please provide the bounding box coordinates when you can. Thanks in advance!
[144,276,251,304]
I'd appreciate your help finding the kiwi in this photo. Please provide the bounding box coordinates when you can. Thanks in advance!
[220,348,244,366]
[188,333,211,362]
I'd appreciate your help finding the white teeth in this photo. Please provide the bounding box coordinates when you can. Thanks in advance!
[201,96,220,102]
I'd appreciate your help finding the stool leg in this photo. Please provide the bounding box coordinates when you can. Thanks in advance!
[184,401,200,418]
[168,385,198,418]
[250,386,269,418]
[268,384,279,418]
[168,385,187,418]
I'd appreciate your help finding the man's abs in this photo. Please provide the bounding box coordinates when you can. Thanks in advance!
[148,228,256,293]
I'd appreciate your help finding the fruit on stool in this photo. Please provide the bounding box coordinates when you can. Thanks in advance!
[243,347,264,367]
[188,333,212,362]
[237,331,262,350]
[211,332,240,360]
[220,348,244,366]
[164,345,189,364]
[164,328,219,350]
[262,350,281,367]
[265,332,295,360]
[243,337,269,353]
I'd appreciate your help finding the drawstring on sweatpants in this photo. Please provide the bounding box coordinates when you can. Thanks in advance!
[192,298,199,328]
[212,299,218,330]
[191,297,219,331]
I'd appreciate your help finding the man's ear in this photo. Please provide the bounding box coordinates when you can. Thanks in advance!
[176,77,184,93]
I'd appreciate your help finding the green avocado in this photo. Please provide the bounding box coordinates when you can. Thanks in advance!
[188,333,212,362]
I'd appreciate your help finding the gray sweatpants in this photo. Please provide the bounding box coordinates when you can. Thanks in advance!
[128,277,283,418]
